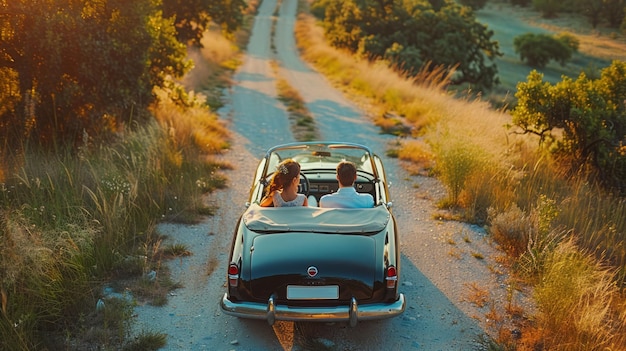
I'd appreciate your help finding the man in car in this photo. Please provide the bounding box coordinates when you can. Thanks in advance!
[319,161,374,208]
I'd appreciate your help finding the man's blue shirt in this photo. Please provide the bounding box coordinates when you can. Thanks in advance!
[319,187,374,208]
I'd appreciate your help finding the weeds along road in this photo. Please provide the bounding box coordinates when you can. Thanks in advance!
[133,0,519,349]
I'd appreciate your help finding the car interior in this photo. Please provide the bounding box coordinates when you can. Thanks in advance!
[298,170,376,206]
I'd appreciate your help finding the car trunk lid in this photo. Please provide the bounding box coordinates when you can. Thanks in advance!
[249,232,378,301]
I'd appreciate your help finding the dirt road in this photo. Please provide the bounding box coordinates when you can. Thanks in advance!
[132,0,528,349]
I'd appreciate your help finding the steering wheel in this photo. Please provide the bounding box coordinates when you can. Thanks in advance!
[298,172,310,197]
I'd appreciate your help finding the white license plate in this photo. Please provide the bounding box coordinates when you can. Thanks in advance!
[287,285,339,300]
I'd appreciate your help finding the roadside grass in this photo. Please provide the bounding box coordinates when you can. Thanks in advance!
[269,3,319,142]
[0,106,228,348]
[295,4,626,350]
[271,61,320,141]
[0,26,234,349]
[531,239,626,350]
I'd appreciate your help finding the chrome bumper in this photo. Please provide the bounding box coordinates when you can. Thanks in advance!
[220,293,405,327]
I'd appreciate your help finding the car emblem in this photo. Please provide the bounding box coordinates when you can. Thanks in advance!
[307,266,318,277]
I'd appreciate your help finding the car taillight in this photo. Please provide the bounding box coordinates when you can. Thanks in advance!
[228,263,239,287]
[385,266,397,289]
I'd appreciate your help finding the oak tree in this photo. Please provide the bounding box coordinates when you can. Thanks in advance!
[513,61,626,191]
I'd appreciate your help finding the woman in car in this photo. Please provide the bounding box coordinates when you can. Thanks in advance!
[260,159,309,207]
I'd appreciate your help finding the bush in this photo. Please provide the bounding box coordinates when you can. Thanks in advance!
[488,205,534,257]
[434,140,485,206]
[513,61,626,192]
[513,33,575,68]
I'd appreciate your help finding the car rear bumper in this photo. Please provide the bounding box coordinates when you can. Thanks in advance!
[220,293,405,327]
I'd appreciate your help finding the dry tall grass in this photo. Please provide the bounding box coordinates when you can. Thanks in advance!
[532,239,626,351]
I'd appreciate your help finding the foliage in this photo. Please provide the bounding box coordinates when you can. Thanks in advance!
[573,0,626,28]
[512,61,626,192]
[0,0,245,148]
[162,0,247,47]
[513,32,578,68]
[312,0,501,90]
[534,0,625,28]
[602,0,626,28]
[575,0,605,28]
[0,0,188,146]
[433,139,486,206]
[603,0,626,28]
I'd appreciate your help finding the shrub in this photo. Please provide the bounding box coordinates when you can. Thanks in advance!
[513,33,574,68]
[434,140,485,206]
[488,205,534,257]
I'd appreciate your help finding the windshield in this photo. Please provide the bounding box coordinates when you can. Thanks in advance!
[265,142,375,175]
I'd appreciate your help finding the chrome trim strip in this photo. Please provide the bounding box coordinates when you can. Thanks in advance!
[220,293,406,326]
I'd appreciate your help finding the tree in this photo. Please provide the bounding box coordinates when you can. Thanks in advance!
[602,0,626,28]
[316,0,501,90]
[405,0,501,89]
[512,61,626,191]
[162,0,246,47]
[575,0,604,28]
[513,33,577,68]
[322,0,364,53]
[0,0,189,145]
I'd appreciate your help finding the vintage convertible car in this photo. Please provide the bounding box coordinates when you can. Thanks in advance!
[220,142,405,326]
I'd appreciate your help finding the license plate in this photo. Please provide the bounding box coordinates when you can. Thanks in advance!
[287,285,339,300]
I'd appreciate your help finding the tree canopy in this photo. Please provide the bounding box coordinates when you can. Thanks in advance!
[513,61,626,192]
[163,0,246,47]
[312,0,502,90]
[0,0,244,146]
[513,32,579,68]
